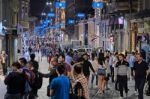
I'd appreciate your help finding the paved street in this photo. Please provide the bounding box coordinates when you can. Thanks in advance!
[0,57,150,99]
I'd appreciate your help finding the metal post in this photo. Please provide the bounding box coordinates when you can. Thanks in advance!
[129,0,132,52]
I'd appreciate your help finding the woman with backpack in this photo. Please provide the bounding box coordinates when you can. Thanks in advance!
[4,62,25,99]
[72,64,89,99]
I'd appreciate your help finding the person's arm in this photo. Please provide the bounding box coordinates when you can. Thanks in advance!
[50,79,56,96]
[89,62,95,73]
[145,62,149,76]
[50,89,54,96]
[132,62,136,77]
[4,73,12,85]
[39,72,51,78]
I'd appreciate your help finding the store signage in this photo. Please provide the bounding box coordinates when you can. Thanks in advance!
[92,2,105,9]
[48,13,56,17]
[77,13,85,18]
[55,2,66,8]
[68,19,75,25]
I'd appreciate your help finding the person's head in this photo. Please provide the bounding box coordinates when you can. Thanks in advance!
[58,54,65,63]
[12,62,22,71]
[132,52,135,55]
[83,54,88,61]
[30,54,35,60]
[118,54,125,61]
[115,52,118,56]
[50,56,58,67]
[2,51,6,54]
[100,49,103,53]
[105,56,109,61]
[56,64,65,75]
[27,61,34,70]
[73,64,82,75]
[136,53,143,61]
[94,57,98,61]
[74,50,78,55]
[19,58,27,67]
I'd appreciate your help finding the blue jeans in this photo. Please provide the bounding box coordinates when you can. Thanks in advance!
[5,93,21,99]
[135,77,146,99]
[91,74,98,86]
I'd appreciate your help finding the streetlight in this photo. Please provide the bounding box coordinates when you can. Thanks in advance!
[41,12,46,16]
[46,1,52,6]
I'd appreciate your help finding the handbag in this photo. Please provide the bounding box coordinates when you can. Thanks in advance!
[69,81,85,99]
[97,68,106,75]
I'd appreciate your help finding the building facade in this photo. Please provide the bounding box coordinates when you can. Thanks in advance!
[0,0,4,52]
[2,0,30,65]
[66,0,94,43]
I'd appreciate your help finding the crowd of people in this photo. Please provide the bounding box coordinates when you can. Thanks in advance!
[0,48,150,99]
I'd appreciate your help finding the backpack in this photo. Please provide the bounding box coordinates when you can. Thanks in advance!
[22,69,33,94]
[24,80,32,94]
[31,72,43,89]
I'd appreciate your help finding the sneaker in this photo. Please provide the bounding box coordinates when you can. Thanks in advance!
[118,97,124,99]
[125,93,128,98]
[134,91,138,96]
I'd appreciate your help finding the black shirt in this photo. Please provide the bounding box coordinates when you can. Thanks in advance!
[4,72,25,94]
[133,61,149,78]
[30,60,39,70]
[82,60,95,76]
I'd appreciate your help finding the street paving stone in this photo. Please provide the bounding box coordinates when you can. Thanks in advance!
[0,56,150,99]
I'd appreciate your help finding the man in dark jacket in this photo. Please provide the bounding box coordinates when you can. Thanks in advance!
[82,54,95,81]
[30,54,39,71]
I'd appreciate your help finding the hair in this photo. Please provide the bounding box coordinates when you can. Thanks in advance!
[59,54,65,59]
[136,53,143,58]
[12,62,22,69]
[105,56,109,59]
[74,64,82,74]
[27,61,34,66]
[19,58,27,65]
[77,57,84,62]
[118,53,125,58]
[51,56,58,62]
[30,54,35,60]
[57,64,65,74]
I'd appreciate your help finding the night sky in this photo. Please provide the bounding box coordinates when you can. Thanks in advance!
[30,0,94,18]
[30,0,46,17]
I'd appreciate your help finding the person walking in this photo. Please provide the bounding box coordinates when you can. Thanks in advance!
[50,64,70,99]
[72,64,90,99]
[97,58,106,94]
[58,54,72,77]
[4,62,25,99]
[133,53,149,99]
[115,54,129,99]
[105,56,111,89]
[0,51,8,75]
[91,57,99,88]
[82,54,95,81]
[30,54,39,71]
[39,56,58,97]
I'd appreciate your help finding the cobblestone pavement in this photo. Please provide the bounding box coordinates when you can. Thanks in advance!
[0,56,150,99]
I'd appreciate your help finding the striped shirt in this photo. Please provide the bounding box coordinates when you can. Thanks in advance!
[115,61,129,76]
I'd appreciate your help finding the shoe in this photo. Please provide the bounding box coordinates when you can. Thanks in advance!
[134,91,138,96]
[125,93,128,98]
[118,97,124,99]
